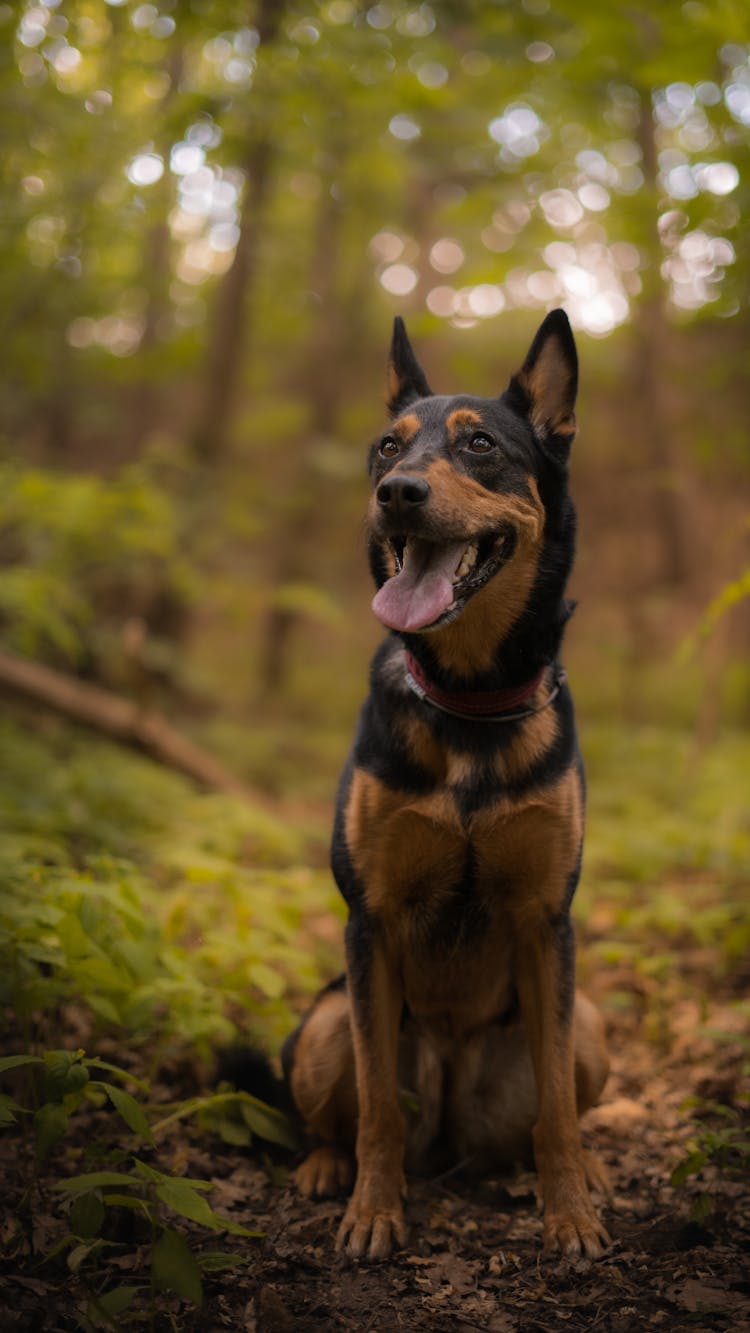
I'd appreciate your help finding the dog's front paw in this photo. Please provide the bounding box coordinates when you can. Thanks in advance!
[336,1198,407,1261]
[543,1203,610,1259]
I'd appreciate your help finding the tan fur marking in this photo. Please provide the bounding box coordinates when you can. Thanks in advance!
[291,987,357,1140]
[345,768,463,917]
[444,750,478,786]
[423,468,545,677]
[446,407,481,440]
[400,713,446,780]
[497,670,559,785]
[519,336,577,438]
[573,994,610,1113]
[338,944,407,1258]
[470,766,583,922]
[386,363,400,407]
[458,759,605,1251]
[419,458,543,541]
[393,412,420,443]
[514,910,606,1253]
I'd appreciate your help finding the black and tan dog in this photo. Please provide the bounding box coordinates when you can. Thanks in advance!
[281,310,610,1261]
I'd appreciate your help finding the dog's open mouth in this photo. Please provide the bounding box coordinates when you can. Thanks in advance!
[371,527,516,632]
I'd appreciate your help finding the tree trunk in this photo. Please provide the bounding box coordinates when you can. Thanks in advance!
[192,0,284,462]
[45,335,73,457]
[633,89,694,588]
[131,45,184,449]
[257,147,347,698]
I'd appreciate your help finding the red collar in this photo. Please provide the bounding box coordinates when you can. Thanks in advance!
[404,651,558,722]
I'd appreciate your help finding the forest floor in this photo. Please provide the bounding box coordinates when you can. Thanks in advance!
[206,1010,750,1333]
[1,714,748,1331]
[2,943,748,1332]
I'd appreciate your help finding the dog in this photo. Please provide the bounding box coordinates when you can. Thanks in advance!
[279,310,610,1261]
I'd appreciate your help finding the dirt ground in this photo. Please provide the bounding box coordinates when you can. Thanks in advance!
[1,993,748,1333]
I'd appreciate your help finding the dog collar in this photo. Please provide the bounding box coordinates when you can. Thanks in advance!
[403,652,565,723]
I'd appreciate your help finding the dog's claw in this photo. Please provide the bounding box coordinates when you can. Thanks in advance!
[336,1203,407,1261]
[543,1207,610,1259]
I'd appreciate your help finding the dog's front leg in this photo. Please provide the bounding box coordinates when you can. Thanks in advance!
[515,912,609,1258]
[336,914,406,1260]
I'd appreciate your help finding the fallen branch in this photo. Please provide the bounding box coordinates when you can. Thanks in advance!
[0,647,254,799]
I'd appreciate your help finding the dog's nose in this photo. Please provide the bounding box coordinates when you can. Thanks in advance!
[377,473,430,512]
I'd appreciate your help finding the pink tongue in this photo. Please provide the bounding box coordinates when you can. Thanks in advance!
[372,538,467,632]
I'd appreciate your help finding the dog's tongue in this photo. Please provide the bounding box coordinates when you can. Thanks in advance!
[372,538,466,632]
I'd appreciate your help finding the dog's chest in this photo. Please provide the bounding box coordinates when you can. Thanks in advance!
[344,751,534,917]
[343,738,579,1036]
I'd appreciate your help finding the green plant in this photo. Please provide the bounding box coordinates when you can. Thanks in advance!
[0,458,195,671]
[0,716,342,1060]
[0,1048,302,1323]
[671,1099,750,1223]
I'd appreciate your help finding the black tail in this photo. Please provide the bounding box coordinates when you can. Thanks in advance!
[217,1045,294,1117]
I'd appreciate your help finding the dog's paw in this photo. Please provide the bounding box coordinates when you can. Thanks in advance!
[543,1204,610,1260]
[336,1200,407,1261]
[295,1146,354,1198]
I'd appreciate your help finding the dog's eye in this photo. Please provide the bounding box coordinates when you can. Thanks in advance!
[466,433,495,454]
[379,436,400,458]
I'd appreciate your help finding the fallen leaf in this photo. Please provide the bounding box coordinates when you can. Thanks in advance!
[670,1278,749,1313]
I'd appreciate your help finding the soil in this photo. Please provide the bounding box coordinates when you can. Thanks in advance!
[1,993,748,1333]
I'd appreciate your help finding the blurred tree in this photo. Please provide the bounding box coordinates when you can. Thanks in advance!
[0,0,747,714]
[192,0,286,463]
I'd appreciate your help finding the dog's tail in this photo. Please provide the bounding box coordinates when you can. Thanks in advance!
[216,1045,295,1118]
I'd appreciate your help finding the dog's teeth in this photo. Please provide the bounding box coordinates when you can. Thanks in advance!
[454,543,478,581]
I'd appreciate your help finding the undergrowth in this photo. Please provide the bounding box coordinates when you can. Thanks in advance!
[1,707,748,1323]
[0,714,342,1058]
[0,712,340,1323]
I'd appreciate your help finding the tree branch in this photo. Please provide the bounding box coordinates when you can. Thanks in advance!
[0,648,255,800]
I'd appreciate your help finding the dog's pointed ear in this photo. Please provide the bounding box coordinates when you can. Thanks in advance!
[386,316,434,416]
[505,309,578,458]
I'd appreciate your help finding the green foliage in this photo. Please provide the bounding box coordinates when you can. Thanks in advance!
[4,0,750,462]
[0,712,321,1316]
[671,1099,750,1222]
[577,723,750,1015]
[0,715,341,1056]
[0,1048,277,1319]
[151,1088,302,1152]
[582,723,749,886]
[1,1050,149,1157]
[680,564,750,661]
[0,458,195,671]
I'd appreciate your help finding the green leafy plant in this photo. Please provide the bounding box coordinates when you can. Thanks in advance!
[671,1100,750,1222]
[0,458,196,674]
[679,563,750,661]
[0,1051,153,1156]
[0,1049,296,1321]
[0,716,342,1059]
[152,1089,300,1153]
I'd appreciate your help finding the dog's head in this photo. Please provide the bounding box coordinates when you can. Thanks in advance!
[367,311,578,672]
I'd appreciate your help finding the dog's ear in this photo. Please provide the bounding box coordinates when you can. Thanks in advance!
[505,309,577,458]
[386,316,434,416]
